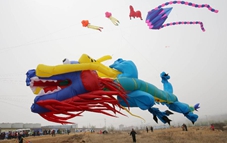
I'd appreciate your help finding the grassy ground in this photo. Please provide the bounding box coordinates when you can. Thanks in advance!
[0,126,226,143]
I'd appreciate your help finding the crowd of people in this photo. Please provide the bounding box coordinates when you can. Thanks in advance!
[2,124,216,143]
[0,130,29,140]
[146,126,153,133]
[0,128,71,140]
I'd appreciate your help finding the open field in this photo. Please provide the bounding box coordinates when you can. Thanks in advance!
[0,126,226,143]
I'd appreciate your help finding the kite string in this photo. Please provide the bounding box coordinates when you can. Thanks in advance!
[117,27,161,75]
[155,1,218,13]
[0,3,127,53]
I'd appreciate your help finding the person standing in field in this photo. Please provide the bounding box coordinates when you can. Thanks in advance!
[146,126,149,133]
[210,124,215,131]
[130,128,137,142]
[150,126,153,132]
[51,130,55,137]
[182,124,188,131]
[18,132,23,143]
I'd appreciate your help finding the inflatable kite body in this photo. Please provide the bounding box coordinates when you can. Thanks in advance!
[26,54,125,124]
[109,58,199,124]
[146,1,218,31]
[105,12,120,26]
[26,54,199,124]
[129,5,143,20]
[81,20,103,32]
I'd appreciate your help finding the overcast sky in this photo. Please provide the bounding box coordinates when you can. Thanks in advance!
[0,0,226,128]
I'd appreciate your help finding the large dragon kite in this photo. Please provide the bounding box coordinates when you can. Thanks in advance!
[26,54,200,124]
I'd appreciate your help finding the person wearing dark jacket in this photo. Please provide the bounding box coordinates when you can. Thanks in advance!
[18,132,24,143]
[130,128,137,142]
[182,124,188,131]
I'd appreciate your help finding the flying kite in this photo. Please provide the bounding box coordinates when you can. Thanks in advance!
[26,54,199,124]
[109,58,199,124]
[146,1,218,31]
[105,12,120,26]
[26,54,124,124]
[81,20,103,32]
[129,5,143,20]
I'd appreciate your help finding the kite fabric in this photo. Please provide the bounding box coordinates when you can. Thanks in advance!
[105,12,120,26]
[129,5,143,20]
[26,54,199,125]
[146,1,219,31]
[81,20,103,32]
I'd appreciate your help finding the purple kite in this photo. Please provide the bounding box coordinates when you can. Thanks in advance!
[145,1,218,31]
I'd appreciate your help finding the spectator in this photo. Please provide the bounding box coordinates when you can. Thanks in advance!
[210,124,215,131]
[150,126,153,132]
[182,124,188,131]
[18,132,24,143]
[130,128,137,142]
[67,129,70,135]
[51,130,55,137]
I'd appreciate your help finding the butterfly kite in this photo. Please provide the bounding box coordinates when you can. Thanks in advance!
[146,1,219,31]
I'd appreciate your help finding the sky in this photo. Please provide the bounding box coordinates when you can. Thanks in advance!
[0,0,226,129]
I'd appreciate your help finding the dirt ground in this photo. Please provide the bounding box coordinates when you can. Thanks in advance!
[0,126,227,143]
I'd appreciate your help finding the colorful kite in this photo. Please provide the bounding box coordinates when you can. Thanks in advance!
[26,54,199,124]
[81,20,103,32]
[105,12,120,26]
[26,54,123,124]
[109,58,199,124]
[129,5,143,20]
[146,1,218,31]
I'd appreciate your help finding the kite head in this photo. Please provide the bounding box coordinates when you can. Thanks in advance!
[194,103,200,111]
[109,58,138,78]
[160,72,170,80]
[81,20,89,27]
[26,54,128,124]
[129,5,134,11]
[146,7,172,29]
[105,12,112,18]
[160,72,173,93]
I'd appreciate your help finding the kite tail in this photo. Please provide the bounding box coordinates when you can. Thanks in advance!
[120,105,145,122]
[110,17,120,26]
[154,1,218,13]
[87,24,103,32]
[39,111,83,124]
[161,21,205,31]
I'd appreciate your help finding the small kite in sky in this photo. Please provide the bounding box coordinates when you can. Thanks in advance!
[146,1,219,31]
[105,12,120,26]
[129,5,143,20]
[81,20,103,32]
